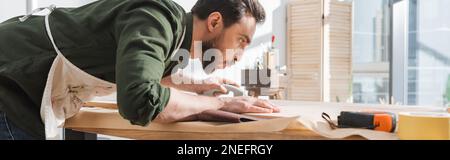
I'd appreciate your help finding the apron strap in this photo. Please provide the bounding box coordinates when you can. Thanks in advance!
[44,11,64,56]
[19,5,62,56]
[19,5,56,22]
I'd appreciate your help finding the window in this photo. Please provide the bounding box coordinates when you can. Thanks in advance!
[406,0,450,106]
[352,0,391,104]
[392,0,450,107]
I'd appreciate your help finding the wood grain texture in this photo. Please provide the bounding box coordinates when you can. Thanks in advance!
[68,128,364,140]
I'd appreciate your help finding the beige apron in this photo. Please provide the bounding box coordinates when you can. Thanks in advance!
[21,5,186,139]
[21,5,116,139]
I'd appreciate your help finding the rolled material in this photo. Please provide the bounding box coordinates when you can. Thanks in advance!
[397,112,450,140]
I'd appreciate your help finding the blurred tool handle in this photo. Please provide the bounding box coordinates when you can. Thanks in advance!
[203,84,244,97]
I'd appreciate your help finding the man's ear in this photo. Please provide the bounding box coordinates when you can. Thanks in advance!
[207,12,223,33]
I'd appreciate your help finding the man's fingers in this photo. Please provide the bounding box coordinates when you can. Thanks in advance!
[213,91,226,97]
[254,100,273,109]
[210,83,228,95]
[219,78,240,87]
[272,106,281,113]
[266,101,281,113]
[218,85,228,93]
[254,100,281,113]
[246,104,273,113]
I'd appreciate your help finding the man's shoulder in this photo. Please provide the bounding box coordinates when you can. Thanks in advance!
[123,0,185,12]
[111,0,185,21]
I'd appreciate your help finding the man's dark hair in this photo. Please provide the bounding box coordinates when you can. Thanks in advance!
[191,0,266,27]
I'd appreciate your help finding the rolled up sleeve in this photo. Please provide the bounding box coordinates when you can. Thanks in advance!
[114,3,175,126]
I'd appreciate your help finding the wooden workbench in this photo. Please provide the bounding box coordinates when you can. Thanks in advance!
[64,128,364,140]
[63,100,446,140]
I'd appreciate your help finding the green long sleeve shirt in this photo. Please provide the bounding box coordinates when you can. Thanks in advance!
[0,0,193,139]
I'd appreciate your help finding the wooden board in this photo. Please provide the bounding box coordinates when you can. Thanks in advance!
[71,128,363,140]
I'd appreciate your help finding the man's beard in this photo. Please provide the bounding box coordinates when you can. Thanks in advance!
[201,37,220,74]
[200,32,237,74]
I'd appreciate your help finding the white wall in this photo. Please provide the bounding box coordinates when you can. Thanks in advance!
[0,0,95,22]
[37,0,95,8]
[0,0,26,22]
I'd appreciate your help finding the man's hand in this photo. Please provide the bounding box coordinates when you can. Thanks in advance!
[194,77,240,96]
[219,96,280,113]
[161,75,240,96]
[153,89,280,124]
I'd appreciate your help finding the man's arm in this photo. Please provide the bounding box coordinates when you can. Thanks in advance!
[154,88,280,123]
[114,1,178,126]
[161,73,239,96]
[153,88,223,122]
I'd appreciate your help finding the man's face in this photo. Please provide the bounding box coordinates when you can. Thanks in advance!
[202,14,257,70]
